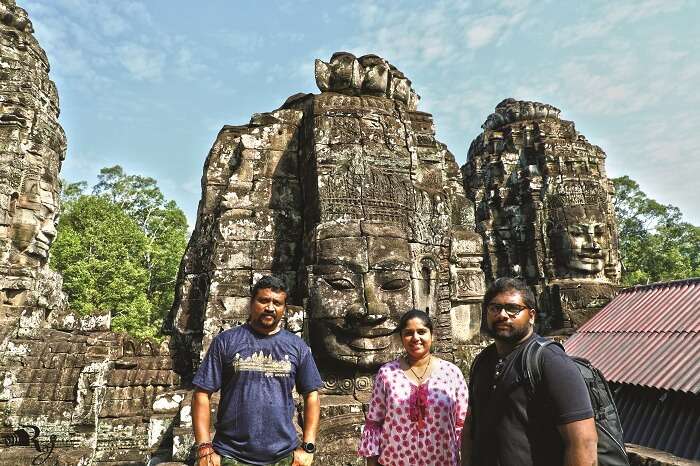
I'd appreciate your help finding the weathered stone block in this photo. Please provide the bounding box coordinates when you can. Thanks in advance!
[315,236,368,271]
[314,115,362,145]
[210,269,252,297]
[313,143,364,169]
[260,149,298,179]
[210,240,253,270]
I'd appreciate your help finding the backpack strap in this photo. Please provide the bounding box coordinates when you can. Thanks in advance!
[522,337,564,399]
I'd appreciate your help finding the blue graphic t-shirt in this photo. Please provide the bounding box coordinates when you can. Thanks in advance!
[192,324,323,465]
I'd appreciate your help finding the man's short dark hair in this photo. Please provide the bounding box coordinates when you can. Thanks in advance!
[251,275,287,299]
[482,277,537,313]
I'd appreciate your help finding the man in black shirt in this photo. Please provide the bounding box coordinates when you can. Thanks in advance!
[462,278,597,466]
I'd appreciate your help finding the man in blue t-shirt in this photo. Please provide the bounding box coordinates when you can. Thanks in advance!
[192,275,323,466]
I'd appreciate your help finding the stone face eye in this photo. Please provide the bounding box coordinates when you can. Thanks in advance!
[324,277,355,290]
[380,279,409,291]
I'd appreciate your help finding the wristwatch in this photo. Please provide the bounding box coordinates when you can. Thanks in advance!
[301,442,316,454]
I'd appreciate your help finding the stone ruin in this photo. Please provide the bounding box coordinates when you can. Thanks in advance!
[164,51,486,462]
[0,0,65,337]
[0,2,624,463]
[0,1,181,464]
[463,98,621,334]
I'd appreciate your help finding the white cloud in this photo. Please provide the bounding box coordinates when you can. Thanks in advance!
[348,0,530,70]
[116,43,165,81]
[605,109,700,223]
[25,1,213,85]
[510,33,696,117]
[554,0,686,46]
[465,12,525,49]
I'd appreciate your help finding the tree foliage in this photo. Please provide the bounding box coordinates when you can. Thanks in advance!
[52,166,188,338]
[612,176,699,286]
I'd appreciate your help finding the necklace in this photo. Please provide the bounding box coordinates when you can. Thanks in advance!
[407,355,432,383]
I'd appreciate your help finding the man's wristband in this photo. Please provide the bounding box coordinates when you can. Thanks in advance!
[196,442,214,459]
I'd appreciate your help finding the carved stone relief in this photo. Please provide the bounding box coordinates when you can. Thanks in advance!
[0,0,67,330]
[463,98,620,335]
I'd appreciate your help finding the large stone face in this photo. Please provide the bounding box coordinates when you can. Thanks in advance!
[463,98,621,334]
[0,0,66,329]
[165,52,485,461]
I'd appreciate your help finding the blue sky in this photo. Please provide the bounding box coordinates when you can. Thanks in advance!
[22,0,700,226]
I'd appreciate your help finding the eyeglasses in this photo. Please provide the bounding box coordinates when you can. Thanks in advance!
[486,303,530,318]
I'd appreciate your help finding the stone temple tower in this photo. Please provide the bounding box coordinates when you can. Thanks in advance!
[0,0,66,337]
[0,4,180,464]
[164,52,485,462]
[463,98,621,334]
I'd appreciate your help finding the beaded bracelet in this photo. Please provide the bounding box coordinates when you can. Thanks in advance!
[197,442,214,461]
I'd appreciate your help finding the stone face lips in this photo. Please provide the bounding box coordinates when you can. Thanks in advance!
[463,98,621,334]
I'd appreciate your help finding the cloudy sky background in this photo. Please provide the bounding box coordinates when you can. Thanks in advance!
[23,0,700,226]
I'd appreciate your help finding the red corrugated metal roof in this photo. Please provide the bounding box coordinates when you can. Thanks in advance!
[565,278,700,394]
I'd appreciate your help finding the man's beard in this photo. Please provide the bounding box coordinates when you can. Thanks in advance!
[485,320,532,343]
[257,312,280,328]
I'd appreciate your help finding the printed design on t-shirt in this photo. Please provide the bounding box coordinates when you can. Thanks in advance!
[232,351,292,377]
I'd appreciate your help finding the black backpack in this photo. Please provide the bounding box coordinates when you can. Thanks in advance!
[522,338,630,466]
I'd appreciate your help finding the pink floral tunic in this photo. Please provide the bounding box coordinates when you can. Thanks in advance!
[358,358,469,466]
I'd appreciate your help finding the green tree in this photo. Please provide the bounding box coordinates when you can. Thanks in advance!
[52,167,188,338]
[612,176,699,286]
[93,166,188,320]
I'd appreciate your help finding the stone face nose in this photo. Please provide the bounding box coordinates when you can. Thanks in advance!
[583,225,601,249]
[362,273,389,321]
[40,219,58,242]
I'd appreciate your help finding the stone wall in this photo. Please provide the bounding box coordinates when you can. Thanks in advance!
[626,444,699,466]
[0,317,181,465]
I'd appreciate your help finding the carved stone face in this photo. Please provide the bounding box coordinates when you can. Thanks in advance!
[307,222,413,369]
[560,221,607,273]
[551,211,609,275]
[359,55,389,95]
[8,175,59,267]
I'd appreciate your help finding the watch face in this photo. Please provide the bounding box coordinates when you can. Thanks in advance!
[302,442,316,453]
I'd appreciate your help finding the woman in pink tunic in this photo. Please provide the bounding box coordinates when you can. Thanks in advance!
[358,309,469,466]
